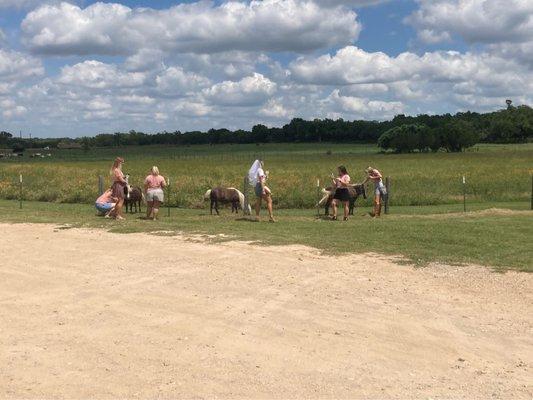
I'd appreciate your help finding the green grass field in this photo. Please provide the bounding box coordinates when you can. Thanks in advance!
[1,142,532,208]
[1,142,531,271]
[1,199,531,272]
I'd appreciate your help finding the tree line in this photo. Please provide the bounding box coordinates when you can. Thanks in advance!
[1,104,531,154]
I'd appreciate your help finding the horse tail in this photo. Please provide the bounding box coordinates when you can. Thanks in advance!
[318,187,333,206]
[203,189,212,200]
[233,188,246,210]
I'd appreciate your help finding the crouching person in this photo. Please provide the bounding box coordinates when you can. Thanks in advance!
[95,189,117,217]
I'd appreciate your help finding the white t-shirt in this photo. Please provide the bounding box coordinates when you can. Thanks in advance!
[256,167,266,185]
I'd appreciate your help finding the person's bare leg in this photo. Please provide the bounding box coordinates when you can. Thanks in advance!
[115,199,125,220]
[146,201,153,219]
[371,194,380,217]
[265,194,275,222]
[343,201,349,220]
[254,197,262,220]
[332,199,338,219]
[152,200,161,220]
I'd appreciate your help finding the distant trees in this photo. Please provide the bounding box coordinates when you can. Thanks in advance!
[1,104,531,151]
[378,121,480,153]
[484,105,532,143]
[0,131,12,146]
[378,124,431,153]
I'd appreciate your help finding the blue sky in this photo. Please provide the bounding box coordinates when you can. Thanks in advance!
[0,0,531,137]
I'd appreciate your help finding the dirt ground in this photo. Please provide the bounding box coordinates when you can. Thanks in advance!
[0,223,531,399]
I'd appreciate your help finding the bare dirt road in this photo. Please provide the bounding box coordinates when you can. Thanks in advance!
[0,223,531,399]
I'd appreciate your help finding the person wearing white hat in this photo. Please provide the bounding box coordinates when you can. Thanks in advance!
[248,159,275,222]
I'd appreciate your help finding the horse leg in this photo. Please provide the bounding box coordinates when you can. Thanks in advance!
[349,195,356,215]
[215,199,220,215]
[210,199,214,215]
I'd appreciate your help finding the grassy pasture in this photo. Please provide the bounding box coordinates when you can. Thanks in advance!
[0,142,532,208]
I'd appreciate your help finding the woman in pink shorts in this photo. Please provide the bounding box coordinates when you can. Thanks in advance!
[144,166,167,220]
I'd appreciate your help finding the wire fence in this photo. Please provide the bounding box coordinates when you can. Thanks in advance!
[6,172,533,214]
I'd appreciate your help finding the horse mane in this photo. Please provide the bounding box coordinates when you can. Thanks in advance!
[228,187,246,210]
[203,189,212,200]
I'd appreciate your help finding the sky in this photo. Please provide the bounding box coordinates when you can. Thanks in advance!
[0,0,531,138]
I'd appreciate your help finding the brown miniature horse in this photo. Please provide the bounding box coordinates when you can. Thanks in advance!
[319,184,367,216]
[204,187,248,215]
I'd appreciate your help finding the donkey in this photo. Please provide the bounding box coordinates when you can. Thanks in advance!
[124,186,144,213]
[318,184,367,216]
[204,187,250,215]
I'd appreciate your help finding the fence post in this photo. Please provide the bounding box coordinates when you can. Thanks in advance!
[167,176,171,217]
[98,175,104,196]
[530,174,533,210]
[316,178,320,218]
[463,175,466,212]
[19,174,23,209]
[243,175,251,216]
[384,176,390,214]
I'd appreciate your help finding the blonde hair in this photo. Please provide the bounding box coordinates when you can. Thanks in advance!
[151,166,160,176]
[365,166,374,173]
[110,158,123,175]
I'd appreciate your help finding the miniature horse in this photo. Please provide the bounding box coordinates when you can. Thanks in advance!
[204,187,247,215]
[124,185,144,213]
[318,184,367,216]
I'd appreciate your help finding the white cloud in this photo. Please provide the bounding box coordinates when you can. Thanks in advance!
[326,89,404,119]
[291,47,418,85]
[312,0,388,7]
[175,100,212,117]
[117,95,156,106]
[0,48,43,81]
[406,0,533,45]
[124,49,164,72]
[259,98,293,118]
[57,60,146,89]
[290,46,532,93]
[1,99,28,119]
[22,0,360,56]
[203,73,277,106]
[155,66,211,97]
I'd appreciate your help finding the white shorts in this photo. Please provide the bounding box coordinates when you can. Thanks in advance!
[146,188,164,202]
[375,181,387,196]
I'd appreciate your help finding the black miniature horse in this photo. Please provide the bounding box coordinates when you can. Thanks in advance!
[124,186,144,213]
